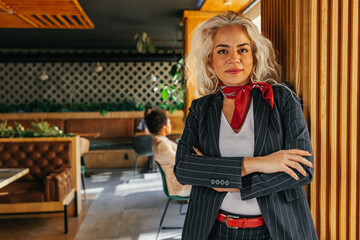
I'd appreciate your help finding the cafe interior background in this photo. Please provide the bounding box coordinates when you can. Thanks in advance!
[0,0,359,240]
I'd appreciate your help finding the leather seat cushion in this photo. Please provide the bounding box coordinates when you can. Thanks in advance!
[0,182,44,203]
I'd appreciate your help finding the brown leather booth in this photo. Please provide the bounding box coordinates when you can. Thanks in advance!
[0,140,77,233]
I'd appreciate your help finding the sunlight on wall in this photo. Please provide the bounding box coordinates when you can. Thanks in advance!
[243,1,261,32]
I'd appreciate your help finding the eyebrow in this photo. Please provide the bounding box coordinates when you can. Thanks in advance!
[215,43,250,48]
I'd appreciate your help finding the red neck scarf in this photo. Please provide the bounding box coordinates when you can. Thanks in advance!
[220,81,274,129]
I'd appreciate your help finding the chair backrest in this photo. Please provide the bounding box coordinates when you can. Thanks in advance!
[132,135,153,156]
[79,137,90,156]
[155,162,170,198]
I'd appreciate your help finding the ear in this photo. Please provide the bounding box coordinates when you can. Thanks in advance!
[208,59,213,68]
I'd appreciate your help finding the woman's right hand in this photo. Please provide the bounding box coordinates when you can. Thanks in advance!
[243,149,313,180]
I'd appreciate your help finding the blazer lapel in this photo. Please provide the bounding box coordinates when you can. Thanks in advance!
[253,88,271,156]
[206,92,222,157]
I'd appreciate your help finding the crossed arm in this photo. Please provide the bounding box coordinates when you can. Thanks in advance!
[174,92,314,200]
[193,147,312,193]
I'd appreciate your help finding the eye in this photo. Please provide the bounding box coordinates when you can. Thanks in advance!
[217,49,228,54]
[238,48,249,53]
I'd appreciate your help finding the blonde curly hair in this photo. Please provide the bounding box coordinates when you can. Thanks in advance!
[187,11,281,97]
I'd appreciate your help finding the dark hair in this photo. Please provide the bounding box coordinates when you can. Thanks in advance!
[145,108,167,135]
[144,105,153,117]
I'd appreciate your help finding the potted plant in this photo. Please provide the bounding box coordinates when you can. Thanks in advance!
[154,58,184,112]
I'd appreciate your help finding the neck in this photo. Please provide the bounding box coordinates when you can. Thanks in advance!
[156,129,167,136]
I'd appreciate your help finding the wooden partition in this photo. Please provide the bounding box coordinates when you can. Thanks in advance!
[0,110,184,137]
[261,1,360,239]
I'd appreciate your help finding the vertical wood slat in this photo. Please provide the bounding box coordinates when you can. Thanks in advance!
[261,0,360,239]
[339,1,350,239]
[308,0,320,233]
[318,1,329,239]
[329,0,339,239]
[349,2,360,239]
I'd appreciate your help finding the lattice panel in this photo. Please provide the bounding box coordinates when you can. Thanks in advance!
[0,61,178,107]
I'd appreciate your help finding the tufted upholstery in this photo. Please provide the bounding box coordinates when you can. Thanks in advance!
[0,141,73,203]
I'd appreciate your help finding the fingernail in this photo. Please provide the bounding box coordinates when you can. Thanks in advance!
[308,151,312,155]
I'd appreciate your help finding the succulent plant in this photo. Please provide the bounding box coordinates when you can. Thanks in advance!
[0,120,74,138]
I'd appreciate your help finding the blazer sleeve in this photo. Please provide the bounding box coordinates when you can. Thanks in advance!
[174,99,244,188]
[240,89,314,200]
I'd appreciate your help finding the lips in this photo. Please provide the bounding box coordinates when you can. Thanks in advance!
[225,68,244,74]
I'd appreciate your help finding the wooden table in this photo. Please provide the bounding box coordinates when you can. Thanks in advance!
[0,168,29,189]
[71,132,100,139]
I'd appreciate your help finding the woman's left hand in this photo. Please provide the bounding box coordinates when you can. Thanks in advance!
[193,147,204,156]
[213,188,240,192]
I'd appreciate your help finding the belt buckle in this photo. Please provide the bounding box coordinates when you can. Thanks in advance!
[224,215,239,229]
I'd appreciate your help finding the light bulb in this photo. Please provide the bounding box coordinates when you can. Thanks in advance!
[38,70,49,81]
[93,62,103,73]
[224,0,232,6]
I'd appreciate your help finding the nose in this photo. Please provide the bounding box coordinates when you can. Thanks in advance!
[228,50,240,63]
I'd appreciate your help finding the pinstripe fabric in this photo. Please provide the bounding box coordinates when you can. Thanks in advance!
[174,85,318,240]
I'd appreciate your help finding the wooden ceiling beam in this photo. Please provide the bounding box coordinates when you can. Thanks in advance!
[46,15,65,28]
[26,15,48,28]
[56,14,72,28]
[69,15,81,28]
[17,14,39,27]
[71,0,94,28]
[0,0,94,29]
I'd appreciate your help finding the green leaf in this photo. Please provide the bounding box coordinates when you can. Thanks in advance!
[147,39,156,53]
[161,89,169,101]
[101,109,108,116]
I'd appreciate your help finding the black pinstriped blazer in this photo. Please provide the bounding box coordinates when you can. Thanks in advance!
[174,85,318,240]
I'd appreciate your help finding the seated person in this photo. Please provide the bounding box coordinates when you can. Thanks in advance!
[146,108,191,197]
[136,105,153,134]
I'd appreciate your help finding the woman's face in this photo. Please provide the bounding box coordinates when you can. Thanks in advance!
[210,25,254,86]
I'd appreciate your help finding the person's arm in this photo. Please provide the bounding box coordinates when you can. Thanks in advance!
[174,90,313,195]
[174,99,245,188]
[192,147,312,194]
[239,88,314,200]
[136,118,145,131]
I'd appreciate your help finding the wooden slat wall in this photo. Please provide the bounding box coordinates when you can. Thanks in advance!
[261,0,360,239]
[182,10,223,116]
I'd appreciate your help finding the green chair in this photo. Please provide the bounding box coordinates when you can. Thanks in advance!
[155,162,189,240]
[80,137,90,200]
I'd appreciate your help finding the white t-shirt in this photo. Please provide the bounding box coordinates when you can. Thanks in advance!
[219,99,262,215]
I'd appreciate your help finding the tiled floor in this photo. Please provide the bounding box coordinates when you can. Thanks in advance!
[0,168,187,240]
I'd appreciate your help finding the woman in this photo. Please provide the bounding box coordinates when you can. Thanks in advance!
[146,108,191,197]
[174,11,317,240]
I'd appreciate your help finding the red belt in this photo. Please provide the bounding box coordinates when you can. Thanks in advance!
[216,213,264,229]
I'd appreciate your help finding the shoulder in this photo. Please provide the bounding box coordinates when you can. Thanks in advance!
[271,83,302,110]
[153,136,176,155]
[153,136,172,148]
[190,92,220,111]
[272,83,295,100]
